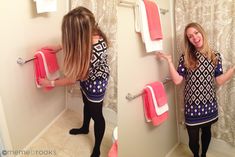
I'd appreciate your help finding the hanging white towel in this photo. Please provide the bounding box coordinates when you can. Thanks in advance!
[135,0,163,53]
[34,0,57,14]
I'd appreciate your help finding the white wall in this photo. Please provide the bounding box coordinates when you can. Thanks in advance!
[117,0,178,156]
[0,1,67,150]
[0,96,13,156]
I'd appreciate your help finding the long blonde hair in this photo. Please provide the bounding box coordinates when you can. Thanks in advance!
[183,22,217,70]
[62,6,108,81]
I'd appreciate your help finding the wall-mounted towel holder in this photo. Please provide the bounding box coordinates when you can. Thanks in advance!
[17,57,36,65]
[126,77,172,101]
[119,0,169,15]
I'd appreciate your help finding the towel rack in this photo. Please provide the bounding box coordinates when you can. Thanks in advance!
[119,0,169,15]
[17,57,36,65]
[125,77,172,101]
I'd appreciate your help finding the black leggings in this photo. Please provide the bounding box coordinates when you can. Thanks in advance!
[81,92,105,153]
[186,124,212,157]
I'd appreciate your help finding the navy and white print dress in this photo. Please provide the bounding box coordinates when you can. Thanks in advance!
[177,52,223,126]
[80,39,110,103]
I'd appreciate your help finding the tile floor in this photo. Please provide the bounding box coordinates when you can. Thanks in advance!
[20,109,231,157]
[169,144,230,157]
[21,109,115,157]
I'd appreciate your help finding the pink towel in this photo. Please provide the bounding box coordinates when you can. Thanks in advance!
[108,140,118,157]
[147,81,168,107]
[34,48,60,90]
[143,0,163,40]
[152,112,168,126]
[41,48,59,73]
[143,82,168,126]
[135,0,163,52]
[145,85,169,115]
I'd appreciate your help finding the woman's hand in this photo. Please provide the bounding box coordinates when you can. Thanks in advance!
[39,78,52,87]
[156,52,173,63]
[156,52,184,85]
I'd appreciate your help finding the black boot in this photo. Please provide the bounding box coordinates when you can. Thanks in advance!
[69,127,89,135]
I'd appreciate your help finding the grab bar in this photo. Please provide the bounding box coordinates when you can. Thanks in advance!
[125,77,172,101]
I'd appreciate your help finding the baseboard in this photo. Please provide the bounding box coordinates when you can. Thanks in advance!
[165,142,180,157]
[16,109,67,157]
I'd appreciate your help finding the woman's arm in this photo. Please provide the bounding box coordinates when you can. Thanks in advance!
[215,65,235,86]
[156,52,183,85]
[39,77,76,87]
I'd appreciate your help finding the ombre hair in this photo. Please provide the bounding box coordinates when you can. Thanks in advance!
[183,22,217,70]
[62,6,108,81]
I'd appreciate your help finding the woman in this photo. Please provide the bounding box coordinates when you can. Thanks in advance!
[39,6,109,157]
[157,22,235,157]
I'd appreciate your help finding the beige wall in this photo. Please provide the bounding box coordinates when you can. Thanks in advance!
[117,0,178,156]
[0,96,13,152]
[0,1,67,150]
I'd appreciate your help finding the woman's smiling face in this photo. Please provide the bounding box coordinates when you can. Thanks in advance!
[186,27,203,50]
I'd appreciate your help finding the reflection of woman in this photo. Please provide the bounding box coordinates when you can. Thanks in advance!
[157,22,235,157]
[39,7,109,157]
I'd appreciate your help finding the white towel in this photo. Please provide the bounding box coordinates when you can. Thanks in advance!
[135,0,163,52]
[34,0,57,14]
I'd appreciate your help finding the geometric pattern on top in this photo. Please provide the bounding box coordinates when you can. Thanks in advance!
[80,38,110,102]
[177,52,223,126]
[89,39,110,80]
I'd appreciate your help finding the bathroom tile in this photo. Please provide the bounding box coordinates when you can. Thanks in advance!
[40,125,70,149]
[20,138,60,157]
[57,146,91,157]
[20,109,114,157]
[169,144,225,157]
[54,110,83,129]
[64,134,93,151]
[30,137,60,151]
[170,144,191,157]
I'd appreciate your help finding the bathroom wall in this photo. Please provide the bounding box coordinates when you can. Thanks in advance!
[0,1,67,150]
[0,133,5,157]
[117,0,178,157]
[0,96,12,156]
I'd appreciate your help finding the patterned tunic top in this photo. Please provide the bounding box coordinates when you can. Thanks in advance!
[80,39,110,103]
[177,52,223,126]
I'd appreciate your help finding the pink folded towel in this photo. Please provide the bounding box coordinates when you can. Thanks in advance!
[143,81,169,126]
[34,48,60,90]
[41,48,59,73]
[152,112,168,126]
[147,81,168,107]
[143,0,163,40]
[108,140,118,157]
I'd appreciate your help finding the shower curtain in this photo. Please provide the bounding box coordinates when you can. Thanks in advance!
[175,0,235,146]
[69,0,118,112]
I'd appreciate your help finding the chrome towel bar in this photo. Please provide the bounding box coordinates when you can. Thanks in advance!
[119,0,169,15]
[125,77,172,101]
[17,57,36,65]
